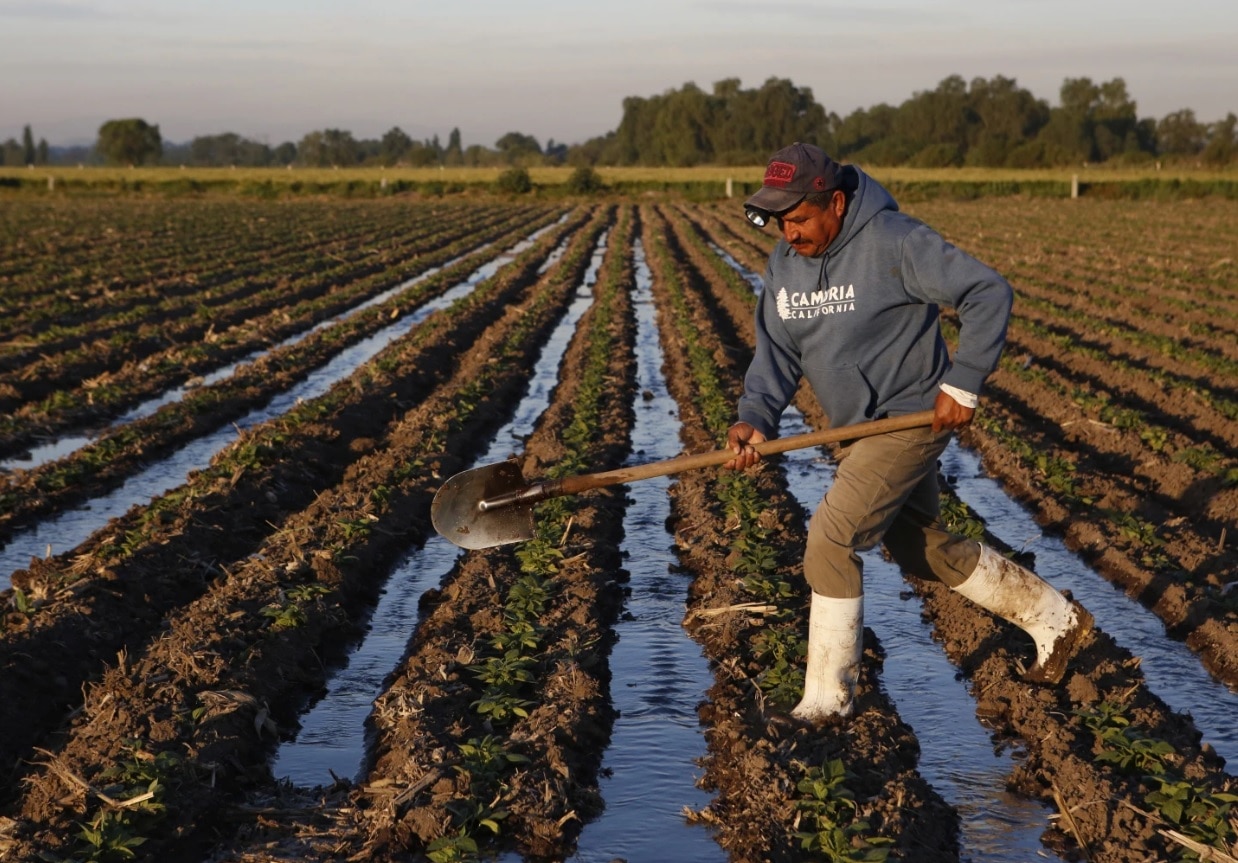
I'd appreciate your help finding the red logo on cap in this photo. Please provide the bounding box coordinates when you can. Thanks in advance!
[764,160,796,187]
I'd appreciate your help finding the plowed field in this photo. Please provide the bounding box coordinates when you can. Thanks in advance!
[0,193,1234,863]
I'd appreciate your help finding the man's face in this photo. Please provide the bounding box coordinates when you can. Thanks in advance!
[776,191,845,258]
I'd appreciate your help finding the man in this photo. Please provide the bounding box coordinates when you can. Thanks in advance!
[726,142,1092,722]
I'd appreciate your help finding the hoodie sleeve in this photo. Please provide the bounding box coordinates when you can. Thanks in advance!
[900,224,1013,396]
[737,266,803,438]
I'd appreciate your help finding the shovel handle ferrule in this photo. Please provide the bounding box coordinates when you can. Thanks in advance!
[478,480,561,513]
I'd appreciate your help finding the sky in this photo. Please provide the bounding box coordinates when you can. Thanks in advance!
[2,0,1235,149]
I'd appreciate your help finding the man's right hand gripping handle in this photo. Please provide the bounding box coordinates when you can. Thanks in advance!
[724,422,767,471]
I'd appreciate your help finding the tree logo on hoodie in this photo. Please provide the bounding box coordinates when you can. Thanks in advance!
[776,288,792,320]
[776,285,857,320]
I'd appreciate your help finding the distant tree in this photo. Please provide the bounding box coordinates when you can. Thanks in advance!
[297,131,325,166]
[379,127,413,166]
[444,127,463,165]
[1035,77,1101,164]
[188,132,272,167]
[705,77,833,164]
[544,138,568,163]
[22,125,35,165]
[273,141,297,165]
[0,138,22,165]
[97,118,163,165]
[604,76,831,166]
[495,131,542,165]
[1202,113,1237,166]
[652,82,715,166]
[36,138,49,165]
[298,128,359,167]
[609,94,658,164]
[965,75,1050,166]
[894,75,971,167]
[1032,77,1148,165]
[461,143,492,167]
[1157,109,1207,158]
[565,132,612,167]
[835,103,907,164]
[1091,77,1142,160]
[405,140,440,167]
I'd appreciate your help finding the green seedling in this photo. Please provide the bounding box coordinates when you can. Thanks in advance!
[794,759,893,862]
[1144,778,1238,859]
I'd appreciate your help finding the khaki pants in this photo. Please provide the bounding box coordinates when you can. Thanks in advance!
[804,426,980,598]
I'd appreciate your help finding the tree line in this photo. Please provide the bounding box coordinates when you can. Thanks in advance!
[591,75,1236,168]
[4,74,1235,169]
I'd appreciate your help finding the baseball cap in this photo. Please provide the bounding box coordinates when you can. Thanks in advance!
[744,142,842,226]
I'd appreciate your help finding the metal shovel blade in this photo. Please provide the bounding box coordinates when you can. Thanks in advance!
[430,459,535,550]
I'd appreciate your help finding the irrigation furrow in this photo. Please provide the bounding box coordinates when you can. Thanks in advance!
[670,205,1078,860]
[0,208,595,798]
[679,203,1238,859]
[639,204,957,861]
[688,202,1238,694]
[566,228,723,863]
[0,209,571,540]
[901,198,1238,316]
[345,209,636,862]
[0,210,578,582]
[0,207,618,862]
[0,199,472,336]
[0,204,552,454]
[202,206,641,862]
[270,215,622,791]
[674,201,773,276]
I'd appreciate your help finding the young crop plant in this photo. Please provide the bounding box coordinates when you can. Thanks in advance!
[793,759,894,862]
[1143,778,1238,859]
[260,583,329,630]
[937,492,987,541]
[72,743,184,862]
[1076,701,1176,776]
[470,650,538,725]
[752,627,806,707]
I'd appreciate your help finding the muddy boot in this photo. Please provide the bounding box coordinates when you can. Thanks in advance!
[953,544,1093,684]
[791,593,863,722]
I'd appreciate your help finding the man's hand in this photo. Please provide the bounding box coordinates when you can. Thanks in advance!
[725,422,767,470]
[932,390,975,433]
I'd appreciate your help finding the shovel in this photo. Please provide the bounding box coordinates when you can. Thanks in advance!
[431,410,936,549]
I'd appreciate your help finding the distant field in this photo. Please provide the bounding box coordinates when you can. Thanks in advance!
[1,162,1235,191]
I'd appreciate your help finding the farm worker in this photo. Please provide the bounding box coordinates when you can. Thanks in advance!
[726,142,1093,722]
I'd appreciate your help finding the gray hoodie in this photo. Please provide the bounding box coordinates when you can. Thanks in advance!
[738,166,1013,436]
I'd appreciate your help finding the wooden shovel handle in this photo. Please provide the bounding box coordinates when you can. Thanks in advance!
[551,410,936,498]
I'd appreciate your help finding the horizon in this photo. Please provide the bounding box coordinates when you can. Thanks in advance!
[2,0,1235,151]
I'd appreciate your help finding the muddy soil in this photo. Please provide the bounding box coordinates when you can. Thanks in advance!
[0,207,601,858]
[1,194,1235,863]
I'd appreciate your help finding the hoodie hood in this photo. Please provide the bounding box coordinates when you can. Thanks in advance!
[827,165,899,256]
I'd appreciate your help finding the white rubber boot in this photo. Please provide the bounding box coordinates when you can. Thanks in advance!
[791,593,863,721]
[953,544,1093,684]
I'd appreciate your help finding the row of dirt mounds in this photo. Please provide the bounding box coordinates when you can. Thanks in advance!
[0,198,554,457]
[0,205,565,541]
[1,193,1235,862]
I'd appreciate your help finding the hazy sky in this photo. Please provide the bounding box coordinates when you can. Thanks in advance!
[2,0,1235,149]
